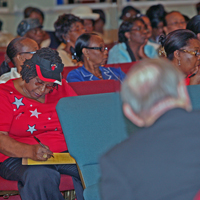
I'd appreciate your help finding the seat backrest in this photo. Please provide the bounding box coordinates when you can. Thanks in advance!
[187,85,200,110]
[62,66,79,79]
[105,61,137,74]
[56,92,128,187]
[68,80,120,95]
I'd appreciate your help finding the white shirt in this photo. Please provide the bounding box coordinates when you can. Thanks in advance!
[0,68,21,84]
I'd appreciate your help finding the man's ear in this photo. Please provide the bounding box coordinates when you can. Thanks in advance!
[123,103,145,127]
[173,50,180,60]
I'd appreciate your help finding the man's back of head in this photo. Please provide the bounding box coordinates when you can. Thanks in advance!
[121,58,191,127]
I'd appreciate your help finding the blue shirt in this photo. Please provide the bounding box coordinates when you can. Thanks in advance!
[107,42,158,64]
[67,65,126,83]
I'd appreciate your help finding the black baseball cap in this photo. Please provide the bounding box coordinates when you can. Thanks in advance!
[17,18,43,36]
[31,53,64,85]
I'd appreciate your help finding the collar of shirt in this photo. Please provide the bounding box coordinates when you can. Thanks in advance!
[77,65,113,81]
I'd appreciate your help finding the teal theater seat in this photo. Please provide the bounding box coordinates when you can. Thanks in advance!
[56,92,128,200]
[187,84,200,110]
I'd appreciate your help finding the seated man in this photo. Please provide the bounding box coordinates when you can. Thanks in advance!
[17,18,43,47]
[100,58,200,200]
[163,11,186,35]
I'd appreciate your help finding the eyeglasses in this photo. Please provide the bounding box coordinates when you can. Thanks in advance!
[84,46,108,52]
[179,49,200,57]
[167,21,186,26]
[70,26,85,32]
[130,26,147,32]
[18,51,36,55]
[35,78,55,90]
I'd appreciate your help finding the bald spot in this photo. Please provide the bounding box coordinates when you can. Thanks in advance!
[128,65,160,97]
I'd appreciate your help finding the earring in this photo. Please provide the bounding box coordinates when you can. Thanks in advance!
[67,39,70,43]
[87,57,89,61]
[178,60,181,66]
[128,38,131,42]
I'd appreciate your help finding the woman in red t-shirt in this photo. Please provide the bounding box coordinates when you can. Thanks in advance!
[0,47,84,200]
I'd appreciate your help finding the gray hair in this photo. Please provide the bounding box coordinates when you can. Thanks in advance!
[121,58,184,115]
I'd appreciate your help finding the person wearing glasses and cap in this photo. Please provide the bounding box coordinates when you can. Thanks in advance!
[0,37,39,83]
[17,18,44,47]
[0,47,84,200]
[67,33,125,82]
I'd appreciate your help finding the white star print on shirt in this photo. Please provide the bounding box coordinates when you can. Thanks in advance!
[30,109,41,118]
[27,125,37,134]
[12,97,25,109]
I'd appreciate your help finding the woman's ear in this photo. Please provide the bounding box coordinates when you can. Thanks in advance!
[62,34,69,43]
[173,50,180,60]
[125,32,130,41]
[197,33,200,41]
[82,48,89,57]
[16,54,25,63]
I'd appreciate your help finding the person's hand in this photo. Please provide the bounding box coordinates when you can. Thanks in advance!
[138,38,148,59]
[190,67,200,85]
[31,144,53,161]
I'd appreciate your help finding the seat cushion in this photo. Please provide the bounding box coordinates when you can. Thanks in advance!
[81,164,100,187]
[83,183,100,200]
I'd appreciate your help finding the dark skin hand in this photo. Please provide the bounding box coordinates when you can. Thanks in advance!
[0,132,53,161]
[138,38,148,59]
[189,68,200,85]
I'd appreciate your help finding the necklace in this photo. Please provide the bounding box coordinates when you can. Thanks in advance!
[97,75,103,79]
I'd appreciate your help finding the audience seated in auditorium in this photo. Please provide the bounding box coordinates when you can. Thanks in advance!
[23,6,61,49]
[159,29,200,85]
[146,4,166,44]
[107,17,157,64]
[0,47,84,200]
[54,14,85,67]
[17,18,43,48]
[67,33,125,82]
[100,58,200,200]
[163,11,186,35]
[0,37,39,82]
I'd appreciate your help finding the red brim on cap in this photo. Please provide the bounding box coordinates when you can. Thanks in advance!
[36,64,62,85]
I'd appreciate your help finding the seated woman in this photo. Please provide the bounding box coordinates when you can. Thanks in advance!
[0,37,39,83]
[67,33,126,82]
[159,29,200,85]
[107,17,157,64]
[0,47,84,200]
[54,14,85,67]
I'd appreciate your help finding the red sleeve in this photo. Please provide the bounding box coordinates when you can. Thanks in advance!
[0,88,13,132]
